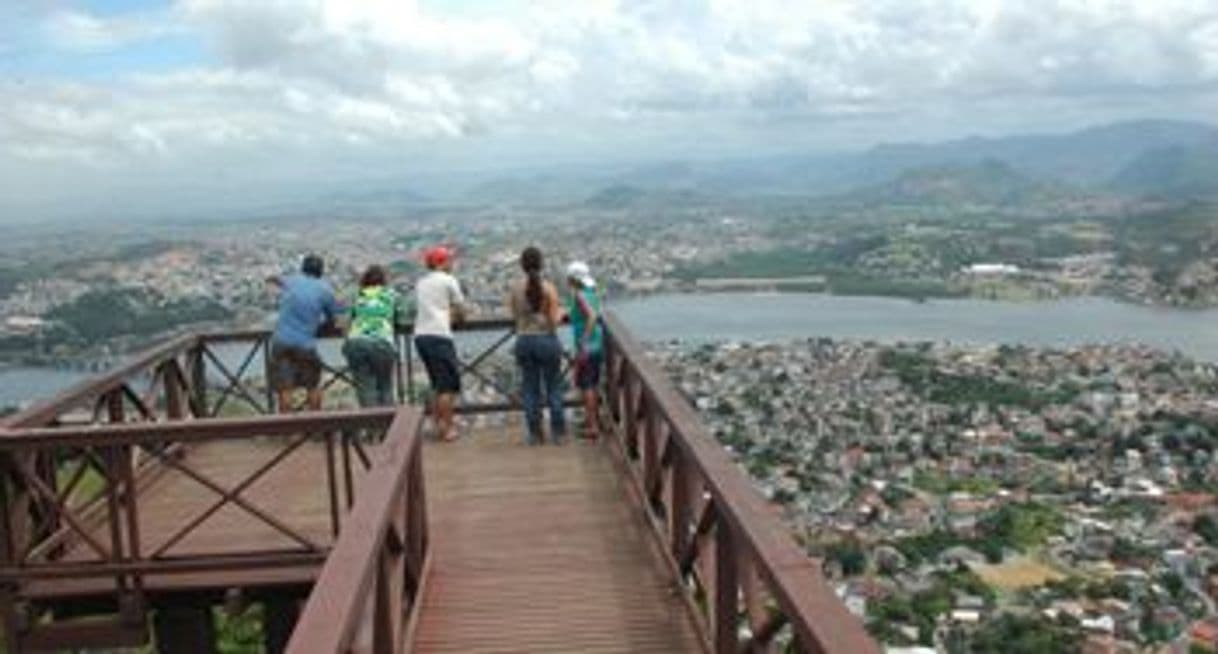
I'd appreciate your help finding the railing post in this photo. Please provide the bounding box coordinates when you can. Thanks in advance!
[163,361,186,420]
[341,432,355,510]
[405,335,416,404]
[189,342,208,417]
[408,438,427,585]
[394,334,406,405]
[262,336,276,414]
[739,553,774,654]
[103,392,131,608]
[605,337,621,423]
[373,545,393,654]
[324,431,340,538]
[643,398,661,510]
[670,445,692,563]
[624,373,640,459]
[0,459,25,654]
[119,443,145,624]
[714,521,739,654]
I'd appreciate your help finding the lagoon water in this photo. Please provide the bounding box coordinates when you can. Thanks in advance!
[3,293,1215,408]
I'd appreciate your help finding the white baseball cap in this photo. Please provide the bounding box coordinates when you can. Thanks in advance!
[566,261,596,288]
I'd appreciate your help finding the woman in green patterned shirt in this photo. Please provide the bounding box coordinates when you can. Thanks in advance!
[342,265,403,407]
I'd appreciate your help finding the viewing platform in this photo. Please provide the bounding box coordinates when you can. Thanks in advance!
[0,315,878,653]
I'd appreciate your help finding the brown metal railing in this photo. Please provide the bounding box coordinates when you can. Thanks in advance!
[197,318,562,416]
[0,409,395,650]
[0,318,548,433]
[288,312,877,654]
[601,312,881,654]
[3,333,203,430]
[1,312,877,653]
[285,408,427,654]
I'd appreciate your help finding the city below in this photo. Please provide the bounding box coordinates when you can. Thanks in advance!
[3,118,1218,654]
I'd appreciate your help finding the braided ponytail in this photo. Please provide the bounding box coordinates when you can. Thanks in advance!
[521,246,544,313]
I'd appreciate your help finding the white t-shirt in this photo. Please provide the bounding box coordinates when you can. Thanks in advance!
[414,271,465,338]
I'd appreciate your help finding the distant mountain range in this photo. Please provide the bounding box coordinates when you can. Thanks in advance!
[839,159,1090,209]
[851,119,1218,188]
[583,184,711,210]
[448,119,1218,209]
[1108,142,1218,200]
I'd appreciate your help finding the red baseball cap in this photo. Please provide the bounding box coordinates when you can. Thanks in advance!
[424,245,452,269]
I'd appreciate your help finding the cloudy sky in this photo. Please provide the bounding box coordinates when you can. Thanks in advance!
[2,0,1217,222]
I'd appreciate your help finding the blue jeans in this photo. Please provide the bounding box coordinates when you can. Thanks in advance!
[515,333,565,444]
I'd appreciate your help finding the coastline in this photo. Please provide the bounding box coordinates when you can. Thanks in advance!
[3,289,1215,371]
[625,280,1218,310]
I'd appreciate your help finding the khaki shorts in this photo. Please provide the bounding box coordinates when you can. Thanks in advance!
[271,344,323,391]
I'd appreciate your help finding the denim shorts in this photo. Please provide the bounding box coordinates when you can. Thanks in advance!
[575,351,603,390]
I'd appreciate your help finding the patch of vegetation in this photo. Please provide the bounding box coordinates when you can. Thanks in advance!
[892,529,965,565]
[958,612,1082,654]
[216,605,263,654]
[868,569,994,647]
[979,502,1064,551]
[913,471,999,495]
[675,247,826,280]
[891,503,1064,566]
[825,541,868,576]
[878,348,1079,410]
[45,286,233,343]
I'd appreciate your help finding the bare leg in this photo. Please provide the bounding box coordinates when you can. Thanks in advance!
[277,389,295,413]
[306,388,324,412]
[436,392,458,441]
[583,389,599,439]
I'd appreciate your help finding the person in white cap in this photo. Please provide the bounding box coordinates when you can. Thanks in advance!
[565,260,604,439]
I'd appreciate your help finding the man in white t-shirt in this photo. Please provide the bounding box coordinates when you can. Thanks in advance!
[413,246,466,441]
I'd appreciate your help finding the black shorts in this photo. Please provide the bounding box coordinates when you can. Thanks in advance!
[415,335,461,394]
[575,351,603,390]
[271,344,323,391]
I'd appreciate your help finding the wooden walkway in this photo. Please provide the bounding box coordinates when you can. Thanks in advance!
[412,433,704,653]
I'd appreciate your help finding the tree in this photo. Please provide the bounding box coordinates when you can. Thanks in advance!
[1162,572,1185,600]
[966,613,1081,654]
[827,542,867,577]
[1194,514,1218,547]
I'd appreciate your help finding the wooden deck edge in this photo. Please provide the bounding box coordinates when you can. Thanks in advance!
[599,419,714,654]
[401,550,434,653]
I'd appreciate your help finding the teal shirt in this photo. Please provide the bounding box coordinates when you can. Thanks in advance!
[568,287,603,354]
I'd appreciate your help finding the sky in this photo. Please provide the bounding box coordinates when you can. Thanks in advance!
[1,0,1217,222]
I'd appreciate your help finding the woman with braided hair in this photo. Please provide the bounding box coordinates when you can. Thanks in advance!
[507,246,566,445]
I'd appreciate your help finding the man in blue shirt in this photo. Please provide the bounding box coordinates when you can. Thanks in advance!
[270,254,342,412]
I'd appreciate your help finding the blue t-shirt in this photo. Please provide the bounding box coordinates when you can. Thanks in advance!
[273,274,341,350]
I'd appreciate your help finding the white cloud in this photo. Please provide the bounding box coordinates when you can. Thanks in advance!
[43,8,179,52]
[3,0,1218,220]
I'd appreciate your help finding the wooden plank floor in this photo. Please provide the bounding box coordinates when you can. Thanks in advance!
[412,433,704,654]
[29,438,366,599]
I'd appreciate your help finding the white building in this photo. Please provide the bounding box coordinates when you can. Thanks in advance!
[964,263,1020,276]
